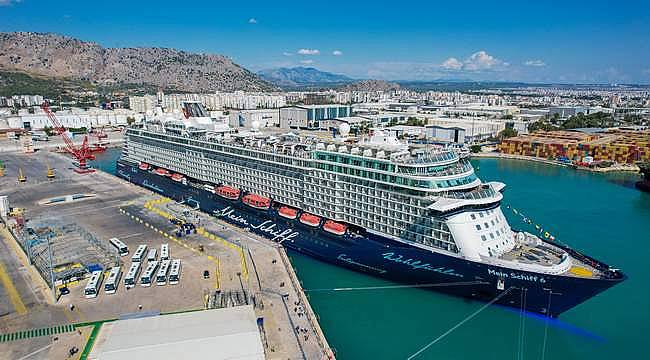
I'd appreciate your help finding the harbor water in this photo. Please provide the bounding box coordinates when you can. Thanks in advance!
[92,149,650,360]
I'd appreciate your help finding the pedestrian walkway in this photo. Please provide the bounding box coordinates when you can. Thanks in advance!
[0,324,75,343]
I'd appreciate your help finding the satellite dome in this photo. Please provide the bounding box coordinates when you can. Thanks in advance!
[339,122,351,136]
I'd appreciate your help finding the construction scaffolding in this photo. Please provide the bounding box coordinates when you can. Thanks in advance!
[20,219,121,287]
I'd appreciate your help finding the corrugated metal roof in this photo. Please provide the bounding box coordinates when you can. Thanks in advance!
[90,306,264,360]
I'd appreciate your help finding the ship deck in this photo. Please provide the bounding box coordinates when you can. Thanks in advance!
[499,242,603,279]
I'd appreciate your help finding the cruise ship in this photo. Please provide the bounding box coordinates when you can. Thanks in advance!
[116,102,625,316]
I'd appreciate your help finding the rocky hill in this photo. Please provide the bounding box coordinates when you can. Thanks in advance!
[0,32,276,92]
[339,79,400,92]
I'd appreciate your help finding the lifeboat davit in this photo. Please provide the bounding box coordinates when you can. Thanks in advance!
[217,186,240,200]
[171,173,184,182]
[242,194,271,210]
[278,206,298,220]
[323,220,347,235]
[299,213,321,227]
[139,162,150,171]
[154,168,170,176]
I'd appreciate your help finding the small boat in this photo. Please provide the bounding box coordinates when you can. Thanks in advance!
[203,184,215,193]
[299,213,321,227]
[139,162,150,171]
[278,206,298,220]
[216,185,241,200]
[242,194,271,210]
[154,168,170,176]
[323,220,347,235]
[171,173,184,182]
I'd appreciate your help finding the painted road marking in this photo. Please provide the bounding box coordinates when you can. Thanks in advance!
[0,324,75,343]
[0,256,27,315]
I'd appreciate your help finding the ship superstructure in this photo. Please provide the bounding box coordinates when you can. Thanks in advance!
[117,102,625,316]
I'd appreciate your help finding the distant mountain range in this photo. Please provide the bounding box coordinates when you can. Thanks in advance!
[257,67,404,92]
[0,32,276,93]
[257,67,354,88]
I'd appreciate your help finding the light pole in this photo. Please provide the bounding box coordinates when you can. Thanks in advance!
[47,234,56,302]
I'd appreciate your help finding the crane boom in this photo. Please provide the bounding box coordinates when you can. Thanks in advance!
[40,102,95,173]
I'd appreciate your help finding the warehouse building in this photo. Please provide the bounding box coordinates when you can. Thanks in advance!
[89,306,264,360]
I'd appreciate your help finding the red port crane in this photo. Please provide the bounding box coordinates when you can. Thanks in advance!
[40,101,95,173]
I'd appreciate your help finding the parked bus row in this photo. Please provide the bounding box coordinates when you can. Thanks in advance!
[85,241,180,298]
[84,259,182,298]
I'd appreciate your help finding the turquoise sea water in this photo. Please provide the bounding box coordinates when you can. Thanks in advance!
[92,150,650,360]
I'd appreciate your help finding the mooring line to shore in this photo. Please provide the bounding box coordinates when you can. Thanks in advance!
[304,280,489,293]
[406,287,515,360]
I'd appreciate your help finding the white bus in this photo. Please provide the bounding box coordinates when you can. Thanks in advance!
[131,244,147,263]
[104,266,122,294]
[140,261,159,287]
[156,259,171,285]
[168,259,181,285]
[146,248,157,262]
[160,244,169,261]
[84,270,104,299]
[109,238,129,257]
[124,262,142,289]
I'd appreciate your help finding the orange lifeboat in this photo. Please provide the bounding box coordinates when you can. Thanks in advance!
[242,193,271,210]
[139,162,150,171]
[217,186,240,200]
[323,220,347,235]
[154,168,170,176]
[171,173,184,182]
[278,206,298,220]
[299,213,321,227]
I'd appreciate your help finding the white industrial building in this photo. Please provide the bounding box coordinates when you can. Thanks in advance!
[5,108,141,130]
[280,104,352,129]
[89,306,264,360]
[229,109,280,128]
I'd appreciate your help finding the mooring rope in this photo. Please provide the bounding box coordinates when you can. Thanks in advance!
[406,287,515,360]
[540,291,552,360]
[304,280,489,293]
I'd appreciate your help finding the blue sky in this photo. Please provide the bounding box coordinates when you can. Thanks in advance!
[1,0,649,83]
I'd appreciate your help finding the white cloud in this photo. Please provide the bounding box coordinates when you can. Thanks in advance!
[332,50,343,56]
[297,49,320,55]
[282,52,293,57]
[300,59,314,65]
[463,51,501,71]
[439,50,507,72]
[525,59,546,67]
[248,18,257,24]
[440,57,462,70]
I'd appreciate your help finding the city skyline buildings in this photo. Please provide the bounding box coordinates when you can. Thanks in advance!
[0,0,649,84]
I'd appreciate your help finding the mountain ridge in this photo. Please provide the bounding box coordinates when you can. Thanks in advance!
[0,32,277,92]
